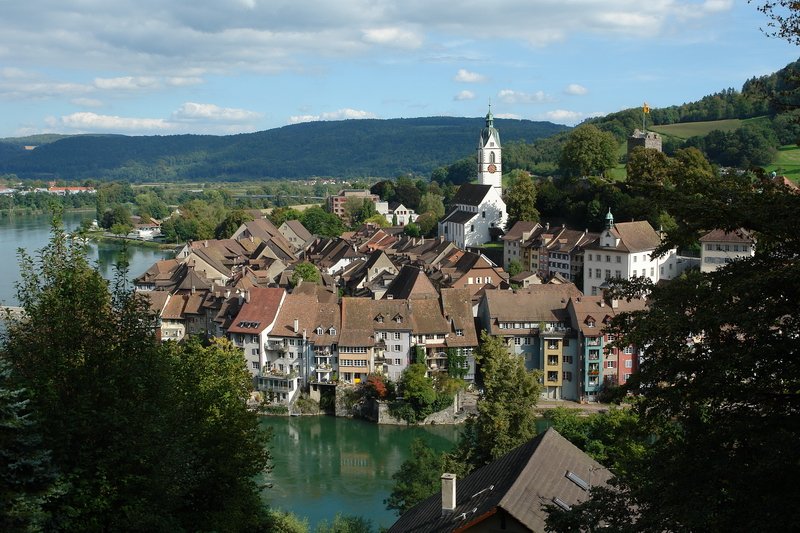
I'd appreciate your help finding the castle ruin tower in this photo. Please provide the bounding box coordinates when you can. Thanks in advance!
[478,105,502,194]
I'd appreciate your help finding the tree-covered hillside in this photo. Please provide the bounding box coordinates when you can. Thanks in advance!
[0,117,568,182]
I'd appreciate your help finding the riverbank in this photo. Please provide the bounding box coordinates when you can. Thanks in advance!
[87,232,178,251]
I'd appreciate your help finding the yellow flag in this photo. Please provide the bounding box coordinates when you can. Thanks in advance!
[643,102,651,114]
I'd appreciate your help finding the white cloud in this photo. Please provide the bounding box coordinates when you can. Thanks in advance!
[171,102,261,122]
[498,89,553,104]
[541,109,604,125]
[362,27,423,48]
[454,69,486,83]
[288,108,377,124]
[495,113,521,119]
[454,90,475,101]
[564,83,588,95]
[166,76,204,87]
[93,76,159,90]
[50,112,170,132]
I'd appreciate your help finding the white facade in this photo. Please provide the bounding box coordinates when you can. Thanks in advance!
[699,229,755,273]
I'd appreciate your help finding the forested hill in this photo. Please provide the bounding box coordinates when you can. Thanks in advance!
[0,117,568,182]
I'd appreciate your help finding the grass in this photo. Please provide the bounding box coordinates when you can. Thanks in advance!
[649,119,744,140]
[764,145,800,182]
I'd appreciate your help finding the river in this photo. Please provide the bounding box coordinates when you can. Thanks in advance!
[0,211,462,530]
[0,211,174,305]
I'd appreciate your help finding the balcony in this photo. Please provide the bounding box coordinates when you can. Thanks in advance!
[588,370,600,376]
[316,363,332,371]
[586,339,602,347]
[264,342,285,351]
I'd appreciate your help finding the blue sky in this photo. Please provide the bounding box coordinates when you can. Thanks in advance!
[0,1,797,138]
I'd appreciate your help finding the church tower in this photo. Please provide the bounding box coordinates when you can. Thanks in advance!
[477,105,502,193]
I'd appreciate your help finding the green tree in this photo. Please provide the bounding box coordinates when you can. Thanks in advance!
[291,261,321,287]
[396,363,436,422]
[385,438,445,514]
[626,147,673,190]
[214,209,253,239]
[503,170,539,229]
[263,509,309,533]
[559,124,618,178]
[300,206,346,237]
[448,332,541,471]
[3,215,271,531]
[507,259,523,277]
[315,513,376,533]
[0,359,61,532]
[550,167,800,531]
[269,207,303,227]
[403,222,421,237]
[418,192,445,219]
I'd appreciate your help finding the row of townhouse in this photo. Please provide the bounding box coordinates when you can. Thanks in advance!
[154,279,480,405]
[478,283,647,402]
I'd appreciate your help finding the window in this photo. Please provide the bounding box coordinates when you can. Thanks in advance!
[456,329,464,336]
[606,360,615,368]
[251,348,259,355]
[482,211,486,218]
[394,358,401,365]
[563,355,573,364]
[650,267,654,276]
[616,256,621,263]
[524,337,531,345]
[587,320,595,328]
[624,373,632,381]
[605,269,611,280]
[563,371,572,381]
[514,337,522,345]
[615,270,621,278]
[393,332,400,340]
[588,269,592,278]
[289,339,296,346]
[595,269,601,278]
[316,327,323,335]
[252,362,260,369]
[632,269,637,276]
[625,359,633,368]
[588,254,592,261]
[606,255,611,262]
[471,224,474,232]
[623,346,633,354]
[705,244,712,250]
[329,327,336,335]
[394,344,401,351]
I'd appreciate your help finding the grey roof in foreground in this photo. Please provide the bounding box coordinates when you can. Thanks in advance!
[387,428,611,533]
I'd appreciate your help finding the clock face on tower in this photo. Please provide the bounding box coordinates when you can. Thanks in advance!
[487,163,497,173]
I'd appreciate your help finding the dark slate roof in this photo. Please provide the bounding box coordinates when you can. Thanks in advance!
[451,183,492,207]
[441,208,478,225]
[388,428,611,533]
[384,265,438,300]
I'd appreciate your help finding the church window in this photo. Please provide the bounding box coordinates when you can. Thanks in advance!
[490,152,496,163]
[471,224,475,232]
[482,211,486,218]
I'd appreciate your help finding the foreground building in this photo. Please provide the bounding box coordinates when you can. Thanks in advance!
[388,428,611,533]
[699,228,755,273]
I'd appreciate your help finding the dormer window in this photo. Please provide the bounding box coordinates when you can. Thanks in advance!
[329,327,337,336]
[376,314,384,323]
[393,314,403,323]
[456,329,464,336]
[316,327,323,335]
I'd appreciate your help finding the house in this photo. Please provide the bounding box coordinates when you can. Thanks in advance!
[502,221,542,270]
[327,189,380,220]
[699,228,755,273]
[567,293,647,401]
[388,428,612,533]
[386,202,418,226]
[225,288,287,398]
[503,221,596,283]
[582,210,677,297]
[478,284,582,400]
[439,107,507,247]
[279,219,314,253]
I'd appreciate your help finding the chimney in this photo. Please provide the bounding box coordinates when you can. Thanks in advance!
[204,240,208,247]
[612,297,619,309]
[600,298,605,307]
[545,222,550,230]
[294,319,299,333]
[441,473,456,514]
[244,290,251,303]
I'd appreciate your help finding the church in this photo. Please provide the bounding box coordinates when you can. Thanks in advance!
[438,107,507,248]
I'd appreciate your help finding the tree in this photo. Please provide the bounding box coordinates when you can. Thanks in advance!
[300,206,346,237]
[269,207,303,227]
[403,223,421,237]
[418,192,445,220]
[0,360,61,532]
[507,259,523,277]
[385,438,445,514]
[626,147,673,190]
[504,170,539,229]
[291,261,321,287]
[549,166,800,531]
[397,363,437,422]
[214,209,253,239]
[559,124,618,178]
[3,215,272,530]
[315,513,376,533]
[448,332,541,471]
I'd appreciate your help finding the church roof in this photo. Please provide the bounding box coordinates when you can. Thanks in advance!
[441,208,478,225]
[451,183,492,207]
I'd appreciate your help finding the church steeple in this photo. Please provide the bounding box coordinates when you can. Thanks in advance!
[477,104,502,193]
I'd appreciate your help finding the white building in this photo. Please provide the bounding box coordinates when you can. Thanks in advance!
[439,106,507,247]
[699,228,755,272]
[582,210,678,296]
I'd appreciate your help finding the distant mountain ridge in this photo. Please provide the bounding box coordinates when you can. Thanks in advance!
[0,117,569,182]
